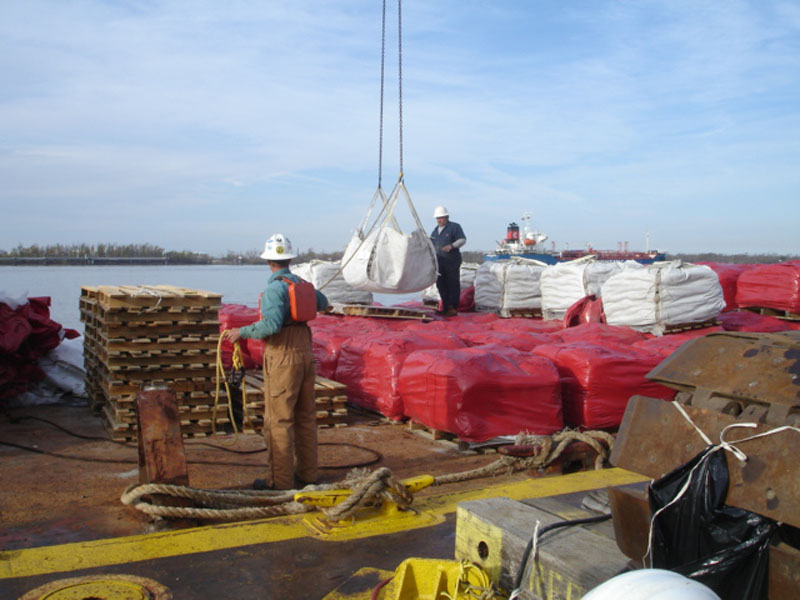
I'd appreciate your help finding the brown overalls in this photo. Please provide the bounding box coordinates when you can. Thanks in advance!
[261,322,318,490]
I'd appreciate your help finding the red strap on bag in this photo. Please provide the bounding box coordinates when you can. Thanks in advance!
[280,277,317,322]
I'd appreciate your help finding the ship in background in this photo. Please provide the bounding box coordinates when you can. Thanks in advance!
[484,214,666,264]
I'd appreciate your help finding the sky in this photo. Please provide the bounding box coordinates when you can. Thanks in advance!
[1,0,799,257]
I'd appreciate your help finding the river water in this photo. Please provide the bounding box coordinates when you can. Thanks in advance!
[0,265,420,332]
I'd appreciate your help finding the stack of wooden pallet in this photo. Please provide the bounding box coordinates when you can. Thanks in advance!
[80,284,260,441]
[243,372,350,430]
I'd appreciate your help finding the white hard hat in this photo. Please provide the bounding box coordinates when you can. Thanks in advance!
[583,569,720,600]
[433,205,449,218]
[260,233,297,260]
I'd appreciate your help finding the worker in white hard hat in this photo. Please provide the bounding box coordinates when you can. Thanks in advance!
[223,233,329,490]
[430,206,466,317]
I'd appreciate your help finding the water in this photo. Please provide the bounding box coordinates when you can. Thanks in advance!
[0,265,422,332]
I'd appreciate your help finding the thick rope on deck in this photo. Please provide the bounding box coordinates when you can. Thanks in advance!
[320,466,413,522]
[121,429,613,521]
[120,482,325,520]
[433,429,614,486]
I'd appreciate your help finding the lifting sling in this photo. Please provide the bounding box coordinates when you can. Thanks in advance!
[341,0,438,294]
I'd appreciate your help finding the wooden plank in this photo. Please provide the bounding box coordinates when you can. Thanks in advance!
[455,496,629,599]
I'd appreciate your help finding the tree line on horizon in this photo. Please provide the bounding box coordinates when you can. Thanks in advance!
[1,243,796,265]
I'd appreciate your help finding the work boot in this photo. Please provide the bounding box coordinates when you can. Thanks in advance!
[444,307,458,317]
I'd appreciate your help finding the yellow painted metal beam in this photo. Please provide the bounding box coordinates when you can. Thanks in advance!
[0,468,647,580]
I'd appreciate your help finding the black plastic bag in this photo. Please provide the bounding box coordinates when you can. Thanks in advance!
[649,446,776,600]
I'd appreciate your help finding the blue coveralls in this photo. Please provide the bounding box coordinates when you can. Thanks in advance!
[430,221,466,312]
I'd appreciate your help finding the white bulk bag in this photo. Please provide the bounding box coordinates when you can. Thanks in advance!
[474,259,547,316]
[342,181,438,294]
[422,262,479,304]
[540,259,622,320]
[292,260,373,305]
[602,261,725,335]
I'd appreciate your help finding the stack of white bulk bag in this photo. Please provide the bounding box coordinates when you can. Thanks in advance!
[474,259,547,316]
[422,263,479,305]
[602,261,725,335]
[292,260,373,305]
[540,259,622,320]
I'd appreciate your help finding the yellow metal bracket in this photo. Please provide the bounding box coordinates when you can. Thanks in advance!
[295,475,439,539]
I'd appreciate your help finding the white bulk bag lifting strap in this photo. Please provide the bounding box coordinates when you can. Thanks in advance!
[339,0,437,294]
[342,174,438,293]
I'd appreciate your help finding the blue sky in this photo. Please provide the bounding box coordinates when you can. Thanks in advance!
[1,0,798,256]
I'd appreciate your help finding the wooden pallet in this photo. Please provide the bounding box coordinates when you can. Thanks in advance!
[92,284,222,311]
[337,304,433,321]
[664,319,719,333]
[244,372,351,428]
[82,284,227,439]
[742,306,800,321]
[407,419,457,441]
[502,308,543,319]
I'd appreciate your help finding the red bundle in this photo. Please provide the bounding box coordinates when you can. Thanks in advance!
[717,311,796,333]
[551,322,649,346]
[632,326,725,358]
[696,262,757,311]
[1,297,75,401]
[735,261,800,313]
[218,304,261,369]
[334,331,465,420]
[456,329,552,351]
[532,342,675,429]
[400,346,562,441]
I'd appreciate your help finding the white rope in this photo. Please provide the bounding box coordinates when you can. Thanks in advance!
[508,519,541,600]
[123,284,165,314]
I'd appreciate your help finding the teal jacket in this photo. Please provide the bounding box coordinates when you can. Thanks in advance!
[240,268,329,339]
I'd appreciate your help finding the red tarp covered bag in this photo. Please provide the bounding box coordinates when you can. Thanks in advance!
[309,329,354,379]
[489,318,565,335]
[716,311,797,333]
[399,345,562,442]
[532,342,675,429]
[218,304,260,369]
[1,297,65,401]
[735,261,800,313]
[333,331,465,420]
[551,322,649,346]
[456,329,552,352]
[632,326,725,358]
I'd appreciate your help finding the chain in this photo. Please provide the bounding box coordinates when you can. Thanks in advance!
[378,0,386,188]
[397,0,404,177]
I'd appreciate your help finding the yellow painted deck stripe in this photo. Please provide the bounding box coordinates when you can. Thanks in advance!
[0,468,647,580]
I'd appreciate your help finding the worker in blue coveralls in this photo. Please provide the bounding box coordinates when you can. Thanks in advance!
[430,206,466,317]
[223,233,328,490]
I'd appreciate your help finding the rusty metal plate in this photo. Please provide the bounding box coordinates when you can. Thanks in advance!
[607,486,649,565]
[646,331,800,407]
[611,395,800,528]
